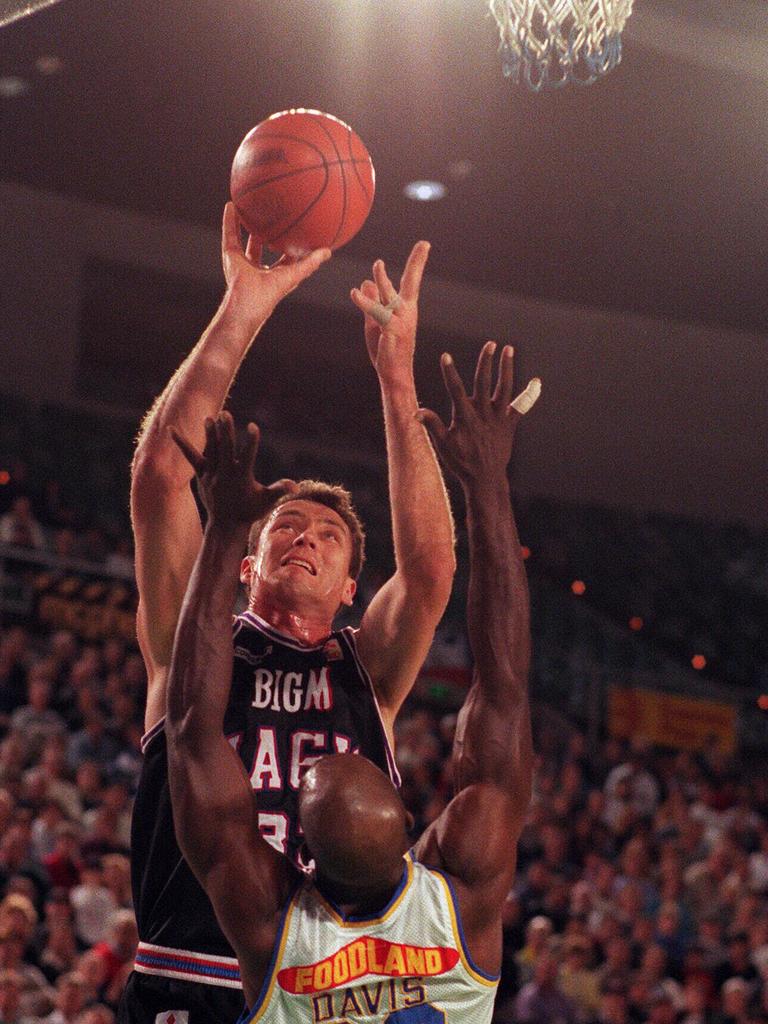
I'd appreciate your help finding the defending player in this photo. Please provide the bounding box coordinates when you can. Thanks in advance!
[124,206,455,1022]
[165,342,540,1022]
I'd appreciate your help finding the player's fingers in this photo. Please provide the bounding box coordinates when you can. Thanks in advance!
[414,408,448,450]
[360,279,378,301]
[267,478,299,499]
[373,259,397,305]
[170,428,205,473]
[241,422,261,474]
[218,411,236,463]
[473,341,496,403]
[440,353,471,415]
[286,248,331,286]
[350,287,389,324]
[222,203,242,258]
[493,345,515,406]
[398,240,430,303]
[202,416,218,459]
[244,233,264,266]
[509,378,542,416]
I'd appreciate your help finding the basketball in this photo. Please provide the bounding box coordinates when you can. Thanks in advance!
[230,108,375,256]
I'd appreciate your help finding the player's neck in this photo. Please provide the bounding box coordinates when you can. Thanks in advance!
[315,870,403,920]
[248,596,334,646]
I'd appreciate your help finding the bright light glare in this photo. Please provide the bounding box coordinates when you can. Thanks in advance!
[404,180,447,202]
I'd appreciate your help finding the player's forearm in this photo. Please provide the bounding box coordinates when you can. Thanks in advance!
[133,297,268,490]
[464,475,530,701]
[166,520,248,744]
[453,475,533,796]
[380,382,456,587]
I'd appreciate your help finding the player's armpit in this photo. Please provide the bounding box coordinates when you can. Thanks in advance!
[355,566,452,719]
[413,783,521,978]
[414,783,521,897]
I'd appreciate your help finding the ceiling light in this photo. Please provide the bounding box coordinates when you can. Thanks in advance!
[0,76,30,98]
[35,55,63,75]
[404,180,447,202]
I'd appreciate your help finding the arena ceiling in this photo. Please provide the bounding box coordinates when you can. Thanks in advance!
[2,0,768,336]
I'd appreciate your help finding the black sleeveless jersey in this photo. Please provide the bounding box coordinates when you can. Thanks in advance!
[130,612,399,962]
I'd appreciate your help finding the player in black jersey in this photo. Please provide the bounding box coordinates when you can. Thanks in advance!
[125,208,455,1023]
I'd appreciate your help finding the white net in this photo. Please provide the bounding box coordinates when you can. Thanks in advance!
[489,0,635,90]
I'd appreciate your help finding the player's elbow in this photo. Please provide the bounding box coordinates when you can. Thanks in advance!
[131,433,192,500]
[406,548,456,610]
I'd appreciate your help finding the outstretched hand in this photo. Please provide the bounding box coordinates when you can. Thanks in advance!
[222,202,331,325]
[350,241,430,386]
[171,411,296,528]
[416,342,541,485]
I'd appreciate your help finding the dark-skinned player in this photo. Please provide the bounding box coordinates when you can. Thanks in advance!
[165,342,540,1023]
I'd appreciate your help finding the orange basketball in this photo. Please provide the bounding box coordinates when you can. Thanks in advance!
[230,108,375,256]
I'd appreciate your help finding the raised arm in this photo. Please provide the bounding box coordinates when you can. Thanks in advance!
[165,413,298,1007]
[350,244,456,730]
[131,203,330,729]
[413,343,541,973]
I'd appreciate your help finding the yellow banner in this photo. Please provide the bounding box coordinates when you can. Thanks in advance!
[608,686,736,754]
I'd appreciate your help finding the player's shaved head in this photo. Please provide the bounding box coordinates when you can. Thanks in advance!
[299,755,409,891]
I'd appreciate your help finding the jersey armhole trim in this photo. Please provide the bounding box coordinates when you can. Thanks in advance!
[246,882,301,1023]
[140,716,166,753]
[339,627,402,789]
[428,867,500,987]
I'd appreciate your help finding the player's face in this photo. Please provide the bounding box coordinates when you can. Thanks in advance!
[244,500,356,614]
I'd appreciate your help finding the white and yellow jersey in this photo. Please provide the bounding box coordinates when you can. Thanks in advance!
[238,856,498,1024]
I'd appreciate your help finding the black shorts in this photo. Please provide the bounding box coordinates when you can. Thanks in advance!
[117,970,246,1024]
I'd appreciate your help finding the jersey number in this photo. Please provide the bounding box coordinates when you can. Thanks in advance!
[386,1006,446,1024]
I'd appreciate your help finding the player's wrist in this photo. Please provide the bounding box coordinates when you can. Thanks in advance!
[219,287,273,335]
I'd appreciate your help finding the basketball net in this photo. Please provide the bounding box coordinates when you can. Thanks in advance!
[488,0,635,90]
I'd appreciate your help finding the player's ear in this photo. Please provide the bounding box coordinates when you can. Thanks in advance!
[340,577,356,608]
[240,556,253,585]
[405,811,416,834]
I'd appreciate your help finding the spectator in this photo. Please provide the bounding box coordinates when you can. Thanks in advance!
[42,825,83,892]
[511,949,579,1024]
[89,911,137,989]
[0,497,45,550]
[559,935,601,1021]
[29,740,82,824]
[717,978,752,1024]
[69,863,116,948]
[515,917,555,987]
[0,928,51,1018]
[99,858,130,912]
[38,921,78,985]
[66,717,120,776]
[38,971,89,1024]
[10,673,67,761]
[0,968,35,1024]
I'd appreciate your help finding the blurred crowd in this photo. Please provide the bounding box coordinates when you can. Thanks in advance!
[2,613,768,1024]
[0,622,142,1024]
[1,397,768,1024]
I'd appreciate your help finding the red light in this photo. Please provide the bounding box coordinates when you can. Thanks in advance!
[757,695,768,711]
[521,546,531,560]
[571,580,586,596]
[0,470,9,485]
[629,616,643,631]
[691,654,706,670]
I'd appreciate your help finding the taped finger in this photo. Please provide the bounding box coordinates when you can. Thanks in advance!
[510,378,542,416]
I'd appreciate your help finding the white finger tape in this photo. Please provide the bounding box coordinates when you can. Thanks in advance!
[511,378,542,415]
[370,302,394,327]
